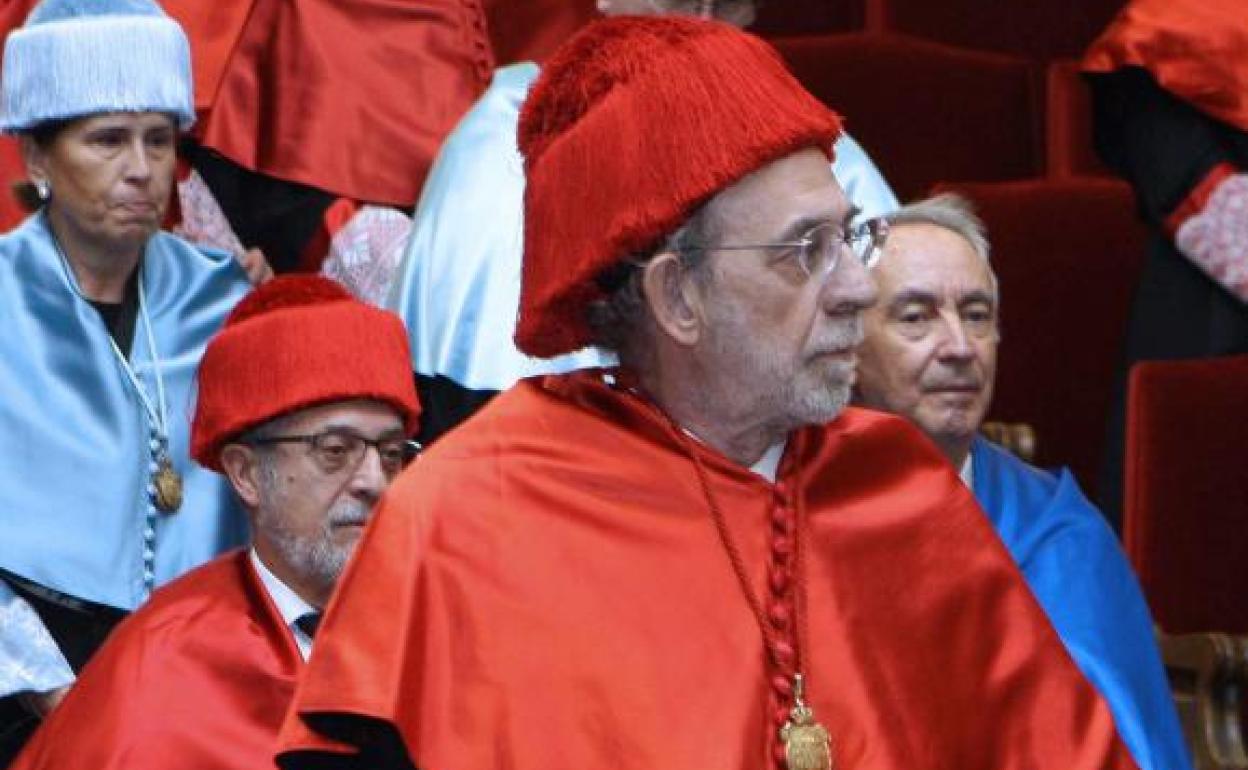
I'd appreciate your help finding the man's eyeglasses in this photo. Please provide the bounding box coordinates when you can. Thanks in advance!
[248,430,421,476]
[682,217,889,279]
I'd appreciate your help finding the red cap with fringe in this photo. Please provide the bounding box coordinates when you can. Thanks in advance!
[514,15,842,358]
[191,275,420,471]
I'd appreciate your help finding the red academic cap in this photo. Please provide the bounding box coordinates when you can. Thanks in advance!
[191,275,421,471]
[515,15,843,358]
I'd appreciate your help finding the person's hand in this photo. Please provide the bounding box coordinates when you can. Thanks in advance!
[236,247,274,286]
[20,684,69,718]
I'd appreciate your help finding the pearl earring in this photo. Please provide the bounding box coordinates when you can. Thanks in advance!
[34,179,50,201]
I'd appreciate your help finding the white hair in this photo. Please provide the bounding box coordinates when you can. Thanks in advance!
[882,192,998,300]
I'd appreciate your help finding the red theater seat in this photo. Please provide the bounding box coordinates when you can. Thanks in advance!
[751,0,862,38]
[1124,354,1248,635]
[774,33,1043,200]
[865,0,1126,61]
[1046,59,1109,178]
[932,178,1146,494]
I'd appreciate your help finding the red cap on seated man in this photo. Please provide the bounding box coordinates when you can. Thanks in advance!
[11,275,421,770]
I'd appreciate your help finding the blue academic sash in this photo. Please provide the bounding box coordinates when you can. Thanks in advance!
[0,213,251,610]
[971,436,1192,770]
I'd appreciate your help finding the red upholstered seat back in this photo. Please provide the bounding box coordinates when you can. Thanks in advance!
[774,33,1043,201]
[932,178,1146,493]
[866,0,1126,60]
[1125,354,1248,634]
[751,0,862,38]
[1046,59,1109,178]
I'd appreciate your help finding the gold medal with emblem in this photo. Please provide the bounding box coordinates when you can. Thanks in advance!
[152,453,183,514]
[781,675,832,770]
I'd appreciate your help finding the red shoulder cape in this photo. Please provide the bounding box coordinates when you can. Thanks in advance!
[12,550,302,770]
[277,371,1139,770]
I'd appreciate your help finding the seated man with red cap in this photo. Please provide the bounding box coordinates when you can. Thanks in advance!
[278,17,1142,770]
[11,275,421,770]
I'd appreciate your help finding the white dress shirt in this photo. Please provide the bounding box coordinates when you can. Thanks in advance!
[249,550,317,661]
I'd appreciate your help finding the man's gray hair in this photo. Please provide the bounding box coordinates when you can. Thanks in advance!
[884,192,991,265]
[585,201,718,364]
[661,0,756,21]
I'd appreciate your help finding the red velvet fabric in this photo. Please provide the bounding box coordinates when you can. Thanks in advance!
[869,0,1126,60]
[931,178,1146,494]
[1124,354,1248,634]
[750,0,862,38]
[774,33,1043,201]
[1046,59,1109,178]
[483,0,863,62]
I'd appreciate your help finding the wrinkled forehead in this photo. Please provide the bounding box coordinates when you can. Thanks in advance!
[702,146,848,240]
[266,399,407,435]
[874,222,996,301]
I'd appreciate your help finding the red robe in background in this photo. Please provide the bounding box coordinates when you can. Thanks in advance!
[1084,0,1248,132]
[165,0,494,206]
[277,369,1140,770]
[12,551,301,770]
[484,0,596,66]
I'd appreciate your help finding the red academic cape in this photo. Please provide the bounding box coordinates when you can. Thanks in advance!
[277,370,1139,770]
[12,550,302,770]
[166,0,494,206]
[1084,0,1248,133]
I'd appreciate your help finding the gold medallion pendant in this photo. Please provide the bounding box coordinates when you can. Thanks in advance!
[781,675,832,770]
[153,456,183,514]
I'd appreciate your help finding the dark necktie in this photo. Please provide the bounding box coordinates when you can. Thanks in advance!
[295,612,322,639]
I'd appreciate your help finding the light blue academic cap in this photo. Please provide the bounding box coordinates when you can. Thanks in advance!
[1,0,195,133]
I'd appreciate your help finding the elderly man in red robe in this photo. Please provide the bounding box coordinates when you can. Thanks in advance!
[10,275,421,769]
[277,17,1143,770]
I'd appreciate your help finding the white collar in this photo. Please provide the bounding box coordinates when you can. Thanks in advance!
[679,424,788,484]
[249,549,317,661]
[958,452,974,491]
[750,440,787,483]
